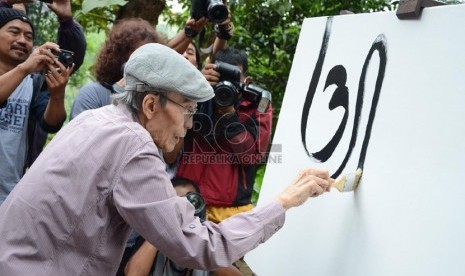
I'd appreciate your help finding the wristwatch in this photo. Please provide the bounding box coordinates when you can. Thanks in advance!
[184,26,198,38]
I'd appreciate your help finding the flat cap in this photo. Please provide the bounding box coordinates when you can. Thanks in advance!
[124,43,214,102]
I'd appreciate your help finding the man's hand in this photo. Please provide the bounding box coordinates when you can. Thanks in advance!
[45,0,72,21]
[44,61,74,100]
[276,168,333,210]
[42,57,72,126]
[186,16,208,33]
[214,6,234,41]
[17,42,59,75]
[201,63,221,87]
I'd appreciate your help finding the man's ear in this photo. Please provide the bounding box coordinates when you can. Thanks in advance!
[244,76,252,86]
[142,94,158,120]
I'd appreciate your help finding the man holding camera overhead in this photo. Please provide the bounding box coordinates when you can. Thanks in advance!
[0,7,76,205]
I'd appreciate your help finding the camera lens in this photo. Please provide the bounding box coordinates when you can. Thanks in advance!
[207,0,228,23]
[185,192,206,220]
[57,50,74,68]
[214,81,238,107]
[59,55,73,68]
[190,197,200,208]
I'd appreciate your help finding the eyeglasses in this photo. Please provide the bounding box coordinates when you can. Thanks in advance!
[159,94,197,119]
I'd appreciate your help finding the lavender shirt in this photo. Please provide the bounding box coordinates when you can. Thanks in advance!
[0,104,285,275]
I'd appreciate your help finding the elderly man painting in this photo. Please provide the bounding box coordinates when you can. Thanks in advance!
[0,43,333,275]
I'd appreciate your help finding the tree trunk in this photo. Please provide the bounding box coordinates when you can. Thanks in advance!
[115,0,166,26]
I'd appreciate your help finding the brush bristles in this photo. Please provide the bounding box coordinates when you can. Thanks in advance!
[353,168,363,190]
[333,168,363,192]
[333,175,347,192]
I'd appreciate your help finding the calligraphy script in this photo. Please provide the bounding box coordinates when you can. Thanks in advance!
[300,17,388,178]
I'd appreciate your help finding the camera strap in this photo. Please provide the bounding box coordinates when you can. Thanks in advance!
[24,73,45,172]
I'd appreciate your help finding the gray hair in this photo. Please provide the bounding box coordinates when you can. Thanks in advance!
[112,90,167,115]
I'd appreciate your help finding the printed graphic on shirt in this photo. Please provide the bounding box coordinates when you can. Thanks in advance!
[0,98,30,133]
[0,78,33,134]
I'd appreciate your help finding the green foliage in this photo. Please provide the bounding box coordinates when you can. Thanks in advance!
[27,2,59,45]
[71,0,121,32]
[81,0,127,14]
[68,31,106,88]
[251,165,265,205]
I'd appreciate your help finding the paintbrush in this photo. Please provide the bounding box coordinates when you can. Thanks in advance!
[333,168,363,192]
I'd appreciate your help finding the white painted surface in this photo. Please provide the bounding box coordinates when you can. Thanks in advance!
[247,5,465,276]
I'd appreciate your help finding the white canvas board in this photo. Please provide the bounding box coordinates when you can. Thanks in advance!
[247,5,465,276]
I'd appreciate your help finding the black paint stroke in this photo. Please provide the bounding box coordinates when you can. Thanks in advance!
[356,34,387,172]
[329,34,387,178]
[312,65,349,162]
[301,17,333,158]
[301,16,387,178]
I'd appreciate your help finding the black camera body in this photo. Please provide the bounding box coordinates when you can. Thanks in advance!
[191,0,229,23]
[213,62,272,112]
[214,61,242,107]
[53,49,74,68]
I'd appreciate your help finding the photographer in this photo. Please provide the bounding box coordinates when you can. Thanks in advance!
[178,46,273,272]
[0,0,86,169]
[179,47,272,222]
[177,48,272,274]
[0,7,76,205]
[0,0,86,72]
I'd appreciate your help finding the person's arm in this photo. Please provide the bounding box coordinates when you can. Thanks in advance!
[124,240,158,276]
[209,37,228,64]
[209,8,234,63]
[46,0,87,73]
[0,65,29,105]
[168,17,208,54]
[113,144,332,270]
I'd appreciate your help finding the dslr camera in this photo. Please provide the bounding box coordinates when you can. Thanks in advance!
[191,0,229,23]
[213,61,242,107]
[214,61,272,112]
[53,49,74,68]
